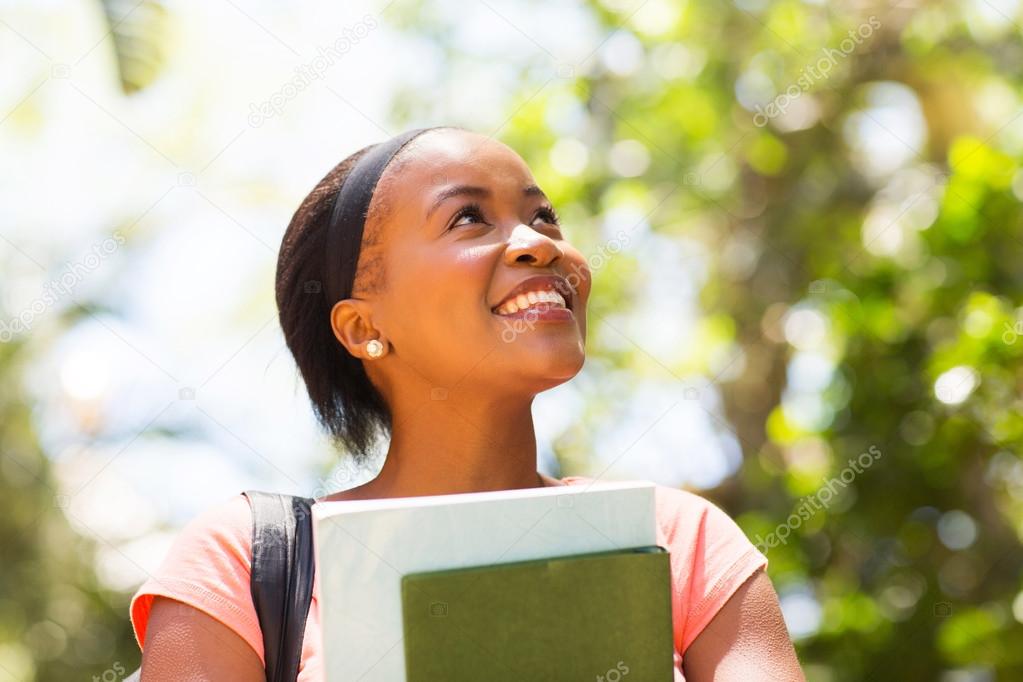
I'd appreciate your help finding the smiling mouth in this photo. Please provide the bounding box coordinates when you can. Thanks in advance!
[490,276,575,317]
[492,290,568,316]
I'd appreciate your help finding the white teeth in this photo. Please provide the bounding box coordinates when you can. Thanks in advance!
[494,288,569,315]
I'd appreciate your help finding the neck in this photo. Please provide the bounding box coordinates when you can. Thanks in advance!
[354,389,541,498]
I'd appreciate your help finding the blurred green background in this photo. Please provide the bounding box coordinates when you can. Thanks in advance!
[2,0,1022,680]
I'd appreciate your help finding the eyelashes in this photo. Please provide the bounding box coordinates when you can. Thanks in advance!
[447,203,562,231]
[449,202,487,229]
[535,206,561,226]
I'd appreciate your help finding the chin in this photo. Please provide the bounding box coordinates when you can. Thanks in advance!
[544,352,585,381]
[500,343,586,392]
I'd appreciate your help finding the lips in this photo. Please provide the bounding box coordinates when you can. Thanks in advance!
[490,274,575,316]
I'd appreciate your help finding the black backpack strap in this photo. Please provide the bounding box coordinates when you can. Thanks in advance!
[242,491,316,682]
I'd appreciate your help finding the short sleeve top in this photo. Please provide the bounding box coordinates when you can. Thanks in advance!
[129,475,768,680]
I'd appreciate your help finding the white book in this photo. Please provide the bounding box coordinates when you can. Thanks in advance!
[311,479,657,682]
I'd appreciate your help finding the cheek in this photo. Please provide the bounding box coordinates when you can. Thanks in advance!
[450,243,496,274]
[389,242,495,329]
[561,246,593,307]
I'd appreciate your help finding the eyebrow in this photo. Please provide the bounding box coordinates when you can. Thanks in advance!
[426,184,549,219]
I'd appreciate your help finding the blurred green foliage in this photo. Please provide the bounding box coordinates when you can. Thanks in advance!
[0,344,138,679]
[0,6,170,680]
[4,1,1023,680]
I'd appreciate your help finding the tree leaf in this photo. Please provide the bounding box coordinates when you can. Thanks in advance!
[98,0,169,94]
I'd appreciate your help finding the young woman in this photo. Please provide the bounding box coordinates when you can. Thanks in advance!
[130,126,806,680]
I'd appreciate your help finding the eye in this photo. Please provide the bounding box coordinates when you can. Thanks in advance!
[532,205,561,228]
[448,203,488,230]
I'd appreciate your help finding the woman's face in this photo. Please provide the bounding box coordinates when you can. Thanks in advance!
[360,129,591,397]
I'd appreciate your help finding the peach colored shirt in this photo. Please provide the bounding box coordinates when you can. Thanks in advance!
[130,476,767,680]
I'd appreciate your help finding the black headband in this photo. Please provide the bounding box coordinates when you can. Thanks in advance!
[324,127,437,304]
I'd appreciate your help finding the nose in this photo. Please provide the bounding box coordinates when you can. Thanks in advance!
[502,223,564,267]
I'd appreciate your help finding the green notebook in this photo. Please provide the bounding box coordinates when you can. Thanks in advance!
[401,546,675,681]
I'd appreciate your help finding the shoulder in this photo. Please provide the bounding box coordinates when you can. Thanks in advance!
[130,493,264,664]
[155,493,255,575]
[650,485,753,552]
[558,475,753,543]
[178,493,254,548]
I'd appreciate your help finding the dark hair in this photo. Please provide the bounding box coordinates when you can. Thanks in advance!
[275,127,461,461]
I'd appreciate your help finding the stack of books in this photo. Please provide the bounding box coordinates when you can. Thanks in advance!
[311,480,675,681]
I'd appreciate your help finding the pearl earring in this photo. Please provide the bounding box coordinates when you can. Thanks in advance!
[366,339,386,358]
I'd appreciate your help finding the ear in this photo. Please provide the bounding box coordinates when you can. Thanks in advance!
[330,298,384,359]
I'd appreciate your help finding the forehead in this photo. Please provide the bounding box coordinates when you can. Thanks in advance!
[386,130,536,209]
